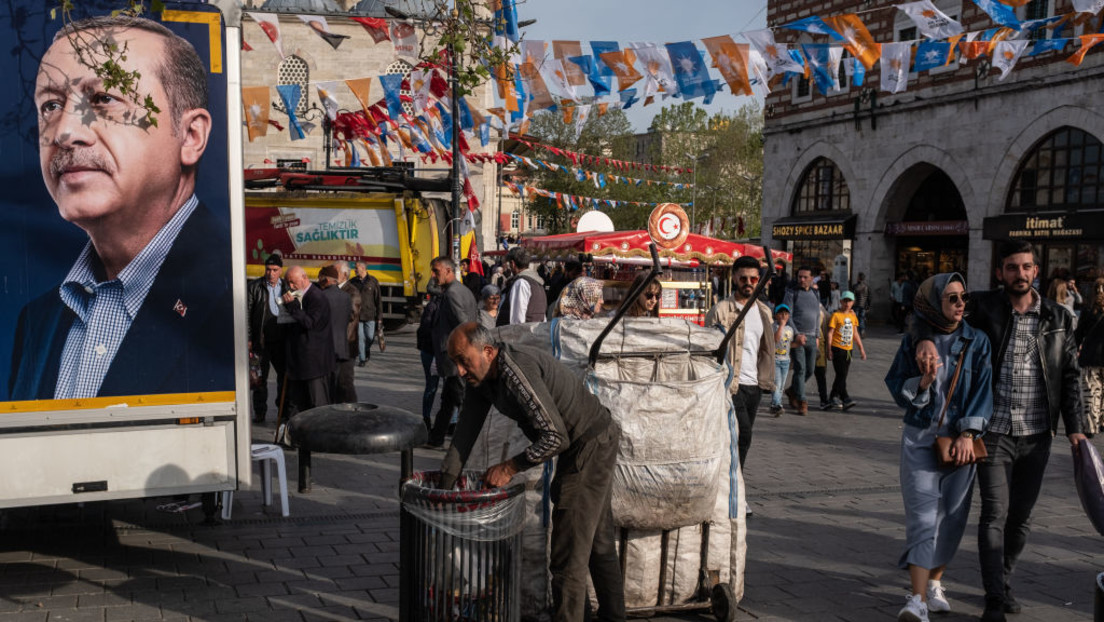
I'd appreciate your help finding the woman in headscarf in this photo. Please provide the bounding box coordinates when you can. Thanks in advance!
[625,272,662,318]
[884,273,993,622]
[478,284,502,329]
[555,277,605,320]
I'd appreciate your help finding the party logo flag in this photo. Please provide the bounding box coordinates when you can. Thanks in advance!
[316,81,341,120]
[970,0,1021,28]
[1029,37,1070,56]
[409,69,432,113]
[247,12,284,59]
[552,41,587,86]
[547,58,579,100]
[275,84,305,140]
[628,41,680,96]
[591,41,620,76]
[844,56,866,86]
[298,15,349,50]
[599,49,643,91]
[379,73,405,119]
[391,21,418,58]
[519,61,556,112]
[779,16,842,38]
[880,41,912,93]
[242,86,270,143]
[743,29,805,78]
[666,42,716,101]
[1072,0,1104,13]
[492,0,520,50]
[1067,34,1104,66]
[620,88,639,109]
[897,1,964,40]
[913,40,952,72]
[992,39,1028,79]
[800,44,836,94]
[350,17,390,43]
[702,35,753,96]
[822,14,881,70]
[569,55,611,97]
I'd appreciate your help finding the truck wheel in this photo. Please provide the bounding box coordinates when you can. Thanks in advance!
[711,583,737,622]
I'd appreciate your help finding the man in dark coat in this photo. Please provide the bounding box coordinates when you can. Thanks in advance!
[245,254,288,422]
[282,266,334,414]
[426,256,477,447]
[352,262,382,367]
[319,265,357,404]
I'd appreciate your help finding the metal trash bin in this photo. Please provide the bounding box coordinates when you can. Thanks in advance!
[400,471,526,622]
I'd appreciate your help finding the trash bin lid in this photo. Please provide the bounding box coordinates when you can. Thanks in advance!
[287,403,427,454]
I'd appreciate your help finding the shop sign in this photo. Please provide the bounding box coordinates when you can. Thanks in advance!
[983,212,1101,241]
[771,215,856,240]
[884,220,969,236]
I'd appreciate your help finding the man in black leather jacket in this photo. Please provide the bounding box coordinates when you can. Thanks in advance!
[246,254,288,423]
[913,241,1086,621]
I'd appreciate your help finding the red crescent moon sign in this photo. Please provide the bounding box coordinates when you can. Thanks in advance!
[648,203,689,250]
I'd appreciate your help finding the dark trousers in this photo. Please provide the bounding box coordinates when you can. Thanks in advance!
[330,358,357,404]
[420,349,440,423]
[251,339,286,420]
[829,347,852,402]
[429,375,464,445]
[549,422,625,622]
[977,432,1052,599]
[788,341,817,402]
[814,364,829,403]
[732,385,762,468]
[289,376,330,416]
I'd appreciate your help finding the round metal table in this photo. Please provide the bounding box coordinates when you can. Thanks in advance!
[286,403,428,493]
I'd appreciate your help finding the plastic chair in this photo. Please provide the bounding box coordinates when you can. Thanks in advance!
[221,443,289,519]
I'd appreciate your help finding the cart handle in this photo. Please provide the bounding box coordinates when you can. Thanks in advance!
[588,242,662,368]
[712,246,776,365]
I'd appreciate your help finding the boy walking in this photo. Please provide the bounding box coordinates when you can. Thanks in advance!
[770,304,795,416]
[826,291,866,410]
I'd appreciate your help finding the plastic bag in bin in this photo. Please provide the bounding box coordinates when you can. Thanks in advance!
[402,471,526,541]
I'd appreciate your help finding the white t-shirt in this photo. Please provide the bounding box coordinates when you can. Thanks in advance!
[736,301,763,386]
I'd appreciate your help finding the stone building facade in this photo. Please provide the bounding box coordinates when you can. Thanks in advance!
[761,0,1104,318]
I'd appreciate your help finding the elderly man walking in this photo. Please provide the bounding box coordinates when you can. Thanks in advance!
[425,257,478,447]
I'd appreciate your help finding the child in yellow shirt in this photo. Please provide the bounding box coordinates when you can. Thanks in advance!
[826,291,866,411]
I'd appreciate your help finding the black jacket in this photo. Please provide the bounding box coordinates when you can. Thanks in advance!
[246,276,287,348]
[1076,307,1104,368]
[284,284,335,381]
[917,288,1082,437]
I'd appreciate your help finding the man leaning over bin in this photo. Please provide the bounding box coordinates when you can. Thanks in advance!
[437,322,626,622]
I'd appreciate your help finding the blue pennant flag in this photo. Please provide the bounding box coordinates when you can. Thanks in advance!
[435,101,454,138]
[568,55,611,98]
[457,98,474,131]
[1029,38,1070,56]
[512,66,528,123]
[479,121,490,146]
[492,0,519,48]
[349,140,361,167]
[970,0,1021,29]
[850,57,866,87]
[913,40,951,73]
[665,41,716,101]
[379,73,404,120]
[275,84,306,141]
[591,41,619,76]
[780,16,842,40]
[620,88,639,109]
[800,44,835,95]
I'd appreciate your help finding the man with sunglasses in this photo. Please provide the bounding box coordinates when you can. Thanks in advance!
[912,241,1086,621]
[706,256,775,478]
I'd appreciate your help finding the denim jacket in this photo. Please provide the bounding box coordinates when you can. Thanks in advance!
[884,322,993,435]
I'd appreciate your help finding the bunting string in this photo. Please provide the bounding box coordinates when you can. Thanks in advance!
[505,153,693,189]
[502,181,691,212]
[509,136,694,175]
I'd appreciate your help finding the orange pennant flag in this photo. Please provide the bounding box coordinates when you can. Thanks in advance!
[986,27,1015,56]
[598,49,643,91]
[242,86,270,142]
[945,34,964,65]
[552,40,587,86]
[345,78,374,113]
[562,105,575,124]
[702,35,752,97]
[822,14,881,70]
[487,107,508,127]
[1068,34,1104,66]
[519,61,556,112]
[596,102,609,117]
[959,40,988,60]
[495,63,522,112]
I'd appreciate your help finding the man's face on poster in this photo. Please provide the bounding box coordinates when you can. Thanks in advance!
[34,28,201,231]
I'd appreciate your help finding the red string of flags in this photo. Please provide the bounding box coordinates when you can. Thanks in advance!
[505,153,692,190]
[509,136,694,176]
[502,181,690,212]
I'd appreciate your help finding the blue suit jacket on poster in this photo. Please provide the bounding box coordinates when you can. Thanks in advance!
[8,202,235,400]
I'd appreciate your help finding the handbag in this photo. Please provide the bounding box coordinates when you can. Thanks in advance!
[931,348,988,468]
[377,325,386,352]
[1072,438,1104,536]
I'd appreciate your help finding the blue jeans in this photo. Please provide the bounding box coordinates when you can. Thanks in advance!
[771,358,790,408]
[855,306,867,336]
[357,320,377,363]
[419,350,439,423]
[789,340,817,402]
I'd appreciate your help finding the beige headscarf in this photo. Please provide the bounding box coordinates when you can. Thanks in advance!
[558,277,604,319]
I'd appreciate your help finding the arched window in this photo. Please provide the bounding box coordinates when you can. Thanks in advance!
[277,55,310,116]
[385,59,415,117]
[1008,127,1103,211]
[792,157,851,214]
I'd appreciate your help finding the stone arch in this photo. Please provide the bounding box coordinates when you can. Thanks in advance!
[780,139,860,216]
[870,144,977,231]
[988,105,1104,218]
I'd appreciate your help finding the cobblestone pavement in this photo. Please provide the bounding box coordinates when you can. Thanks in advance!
[0,324,1101,621]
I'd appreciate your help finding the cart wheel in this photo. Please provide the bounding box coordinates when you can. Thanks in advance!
[711,582,737,622]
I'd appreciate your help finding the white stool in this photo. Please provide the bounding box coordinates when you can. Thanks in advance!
[221,443,289,519]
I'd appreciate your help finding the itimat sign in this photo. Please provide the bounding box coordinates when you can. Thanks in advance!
[983,212,1100,241]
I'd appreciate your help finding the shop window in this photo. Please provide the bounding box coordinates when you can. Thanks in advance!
[277,55,310,116]
[1007,126,1103,211]
[792,157,851,214]
[510,211,519,230]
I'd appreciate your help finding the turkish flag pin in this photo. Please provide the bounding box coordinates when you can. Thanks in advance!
[173,299,188,317]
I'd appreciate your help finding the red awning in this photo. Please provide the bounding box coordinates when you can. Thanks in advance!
[524,230,791,265]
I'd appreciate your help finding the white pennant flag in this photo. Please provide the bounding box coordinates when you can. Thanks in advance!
[1072,0,1104,13]
[627,41,680,96]
[896,1,964,40]
[573,104,591,135]
[409,69,432,113]
[880,41,912,93]
[828,46,844,90]
[316,81,340,120]
[390,20,418,59]
[992,39,1029,80]
[247,12,285,59]
[546,58,579,100]
[743,29,805,78]
[746,48,770,95]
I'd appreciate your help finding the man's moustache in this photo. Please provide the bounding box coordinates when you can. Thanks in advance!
[50,150,111,178]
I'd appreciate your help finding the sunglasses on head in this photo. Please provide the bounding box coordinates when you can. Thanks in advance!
[944,293,968,305]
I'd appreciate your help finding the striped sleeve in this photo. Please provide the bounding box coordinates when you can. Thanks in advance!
[500,351,568,469]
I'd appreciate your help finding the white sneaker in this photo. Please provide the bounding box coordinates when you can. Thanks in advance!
[926,580,950,613]
[897,593,929,622]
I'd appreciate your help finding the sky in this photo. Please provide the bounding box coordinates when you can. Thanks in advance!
[514,0,768,132]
